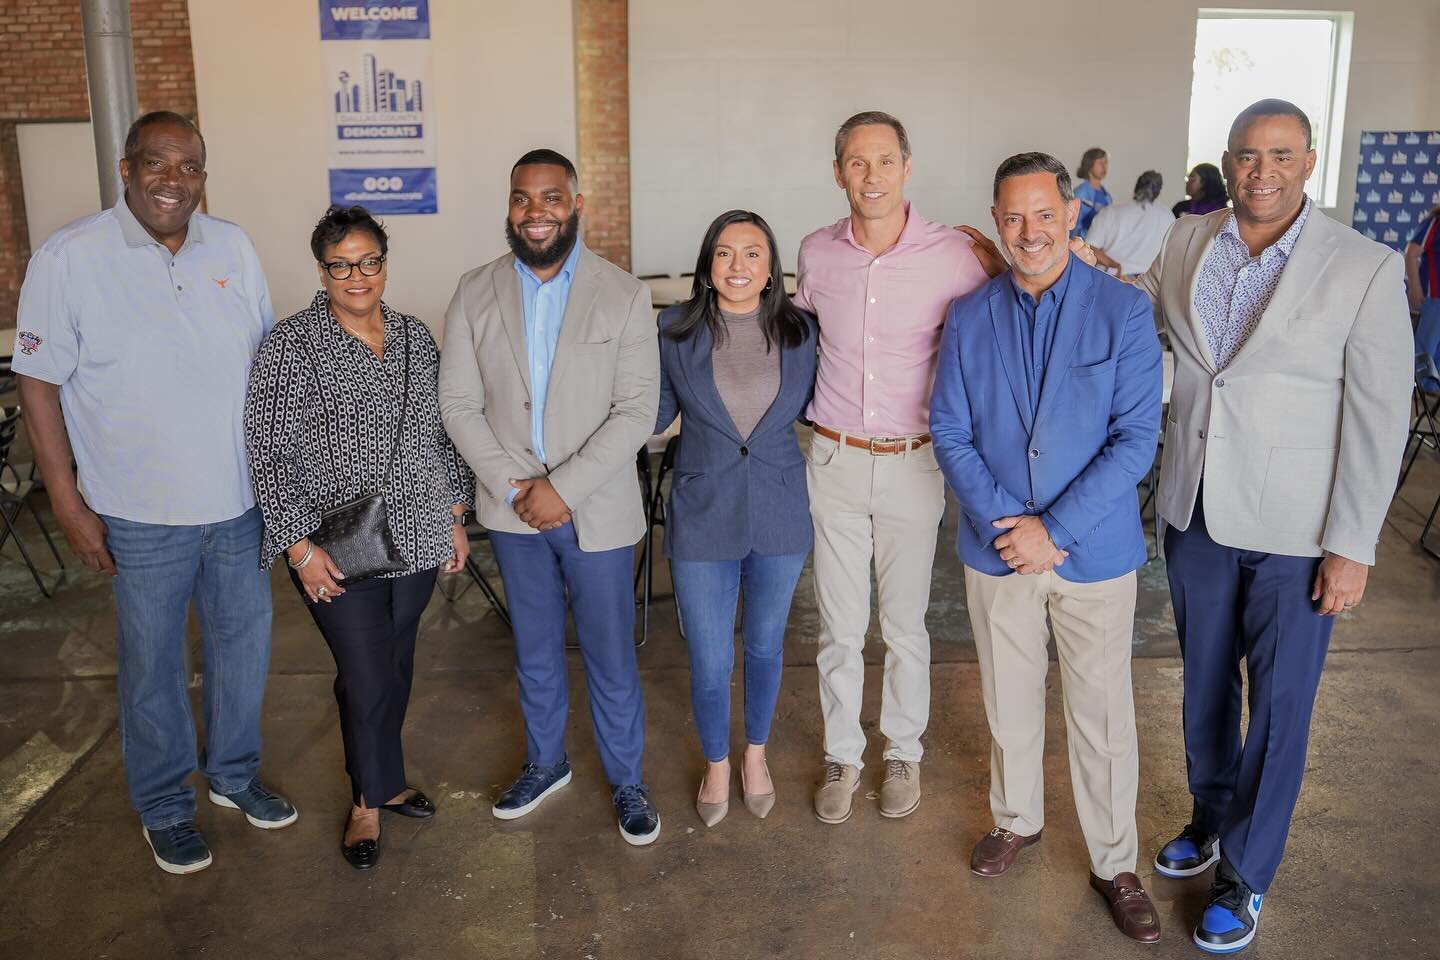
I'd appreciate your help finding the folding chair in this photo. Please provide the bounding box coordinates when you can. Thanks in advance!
[633,433,680,647]
[1398,302,1440,495]
[0,407,65,596]
[438,522,510,627]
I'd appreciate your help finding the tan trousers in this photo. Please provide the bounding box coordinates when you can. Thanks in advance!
[807,430,947,768]
[964,565,1140,880]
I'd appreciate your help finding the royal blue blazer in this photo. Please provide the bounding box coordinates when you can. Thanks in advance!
[655,305,818,562]
[929,261,1162,583]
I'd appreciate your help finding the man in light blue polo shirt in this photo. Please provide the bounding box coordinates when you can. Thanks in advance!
[13,111,297,875]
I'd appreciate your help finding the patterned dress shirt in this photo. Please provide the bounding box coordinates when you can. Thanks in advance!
[245,291,475,575]
[1194,196,1312,369]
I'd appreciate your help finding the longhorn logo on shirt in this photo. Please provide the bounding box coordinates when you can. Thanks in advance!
[16,331,42,355]
[214,277,230,289]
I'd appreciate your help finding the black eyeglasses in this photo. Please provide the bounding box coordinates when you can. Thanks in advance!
[322,256,386,280]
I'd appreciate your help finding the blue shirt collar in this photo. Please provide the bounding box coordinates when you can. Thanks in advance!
[514,238,583,286]
[1008,250,1076,308]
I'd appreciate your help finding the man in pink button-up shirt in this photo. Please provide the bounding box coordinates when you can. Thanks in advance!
[796,111,991,825]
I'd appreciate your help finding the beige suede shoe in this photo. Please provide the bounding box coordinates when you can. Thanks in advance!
[878,759,920,818]
[813,761,861,824]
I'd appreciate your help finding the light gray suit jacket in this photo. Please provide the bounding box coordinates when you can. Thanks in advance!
[1140,206,1412,564]
[438,245,658,552]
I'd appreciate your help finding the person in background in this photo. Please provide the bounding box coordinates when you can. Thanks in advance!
[1088,170,1175,278]
[245,205,474,870]
[1072,147,1111,238]
[1172,163,1229,217]
[655,210,817,827]
[1405,203,1440,325]
[11,110,294,876]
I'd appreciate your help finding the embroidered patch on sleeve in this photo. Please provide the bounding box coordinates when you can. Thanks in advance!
[16,331,43,355]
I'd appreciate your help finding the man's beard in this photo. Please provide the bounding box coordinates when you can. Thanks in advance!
[505,210,581,270]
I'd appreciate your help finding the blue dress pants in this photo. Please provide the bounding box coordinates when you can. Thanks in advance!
[488,522,645,787]
[1164,493,1334,893]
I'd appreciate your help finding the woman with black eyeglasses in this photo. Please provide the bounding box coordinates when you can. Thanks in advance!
[244,205,474,869]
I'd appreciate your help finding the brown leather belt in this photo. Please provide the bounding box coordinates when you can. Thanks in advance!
[813,423,932,455]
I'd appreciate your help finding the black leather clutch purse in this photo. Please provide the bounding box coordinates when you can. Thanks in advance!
[309,321,411,581]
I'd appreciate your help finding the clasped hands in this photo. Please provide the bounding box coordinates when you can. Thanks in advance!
[992,515,1068,575]
[510,477,572,531]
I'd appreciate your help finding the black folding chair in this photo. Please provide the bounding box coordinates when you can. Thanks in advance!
[439,522,510,627]
[633,434,681,647]
[0,407,65,597]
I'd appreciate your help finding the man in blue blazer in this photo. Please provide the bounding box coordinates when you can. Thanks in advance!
[930,152,1163,943]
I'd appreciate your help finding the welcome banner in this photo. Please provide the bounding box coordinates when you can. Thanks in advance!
[320,0,438,214]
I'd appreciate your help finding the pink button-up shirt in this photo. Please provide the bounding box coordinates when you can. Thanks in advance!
[794,204,989,437]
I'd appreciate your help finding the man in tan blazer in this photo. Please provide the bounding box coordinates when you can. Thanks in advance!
[439,149,662,845]
[1139,101,1412,954]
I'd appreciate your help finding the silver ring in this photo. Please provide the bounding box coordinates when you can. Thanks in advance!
[1343,601,1356,608]
[1007,559,1017,569]
[318,587,329,597]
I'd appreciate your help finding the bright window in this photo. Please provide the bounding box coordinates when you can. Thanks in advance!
[1186,10,1354,207]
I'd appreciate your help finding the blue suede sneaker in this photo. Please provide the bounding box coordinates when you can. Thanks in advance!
[1194,860,1263,954]
[492,759,572,820]
[613,784,661,846]
[208,778,299,829]
[1155,822,1220,878]
[142,821,213,875]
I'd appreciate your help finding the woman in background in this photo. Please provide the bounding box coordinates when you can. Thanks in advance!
[1172,162,1229,217]
[1073,147,1111,238]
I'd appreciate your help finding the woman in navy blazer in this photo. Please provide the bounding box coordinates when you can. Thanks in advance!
[655,210,817,827]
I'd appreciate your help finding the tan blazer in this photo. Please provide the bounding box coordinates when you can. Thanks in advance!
[1140,207,1413,564]
[438,245,658,552]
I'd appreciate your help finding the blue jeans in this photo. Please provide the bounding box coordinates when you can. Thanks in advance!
[104,507,274,829]
[671,551,807,762]
[488,522,645,787]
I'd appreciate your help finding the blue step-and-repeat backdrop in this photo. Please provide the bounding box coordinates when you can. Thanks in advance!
[1351,131,1440,251]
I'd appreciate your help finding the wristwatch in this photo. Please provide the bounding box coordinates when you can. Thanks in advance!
[452,511,469,527]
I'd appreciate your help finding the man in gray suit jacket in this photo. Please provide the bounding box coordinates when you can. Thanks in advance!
[439,150,662,845]
[1139,101,1412,954]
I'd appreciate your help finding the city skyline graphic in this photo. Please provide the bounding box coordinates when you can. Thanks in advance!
[334,53,422,115]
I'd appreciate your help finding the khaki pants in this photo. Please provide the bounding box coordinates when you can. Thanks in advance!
[964,565,1140,880]
[806,430,946,768]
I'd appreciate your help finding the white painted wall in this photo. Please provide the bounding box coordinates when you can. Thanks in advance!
[629,0,1440,274]
[188,0,577,337]
[16,123,100,252]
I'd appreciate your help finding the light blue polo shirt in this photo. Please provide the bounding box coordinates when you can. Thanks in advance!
[12,198,273,525]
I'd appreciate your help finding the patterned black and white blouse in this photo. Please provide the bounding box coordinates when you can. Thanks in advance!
[245,290,475,575]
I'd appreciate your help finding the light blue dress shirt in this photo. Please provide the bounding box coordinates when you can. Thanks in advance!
[508,241,581,501]
[12,198,273,524]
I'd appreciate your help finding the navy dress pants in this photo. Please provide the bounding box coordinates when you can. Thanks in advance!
[1164,493,1335,893]
[488,522,645,787]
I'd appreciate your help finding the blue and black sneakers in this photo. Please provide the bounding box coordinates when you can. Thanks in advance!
[1155,822,1221,878]
[612,784,661,846]
[142,821,213,875]
[208,778,299,829]
[492,759,573,820]
[1194,860,1263,954]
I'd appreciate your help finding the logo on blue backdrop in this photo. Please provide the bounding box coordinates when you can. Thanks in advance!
[1352,130,1440,252]
[329,168,436,214]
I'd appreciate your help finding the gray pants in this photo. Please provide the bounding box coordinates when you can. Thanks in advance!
[806,429,946,769]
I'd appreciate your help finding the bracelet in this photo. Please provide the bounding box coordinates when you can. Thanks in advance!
[287,542,315,570]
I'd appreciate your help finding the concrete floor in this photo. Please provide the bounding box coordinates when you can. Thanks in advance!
[1,457,1438,960]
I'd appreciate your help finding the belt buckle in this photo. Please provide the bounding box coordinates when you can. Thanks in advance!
[868,435,901,455]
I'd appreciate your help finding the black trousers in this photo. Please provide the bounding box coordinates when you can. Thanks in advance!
[291,566,438,806]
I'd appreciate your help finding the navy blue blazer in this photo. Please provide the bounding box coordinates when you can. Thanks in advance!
[929,260,1162,582]
[655,305,818,562]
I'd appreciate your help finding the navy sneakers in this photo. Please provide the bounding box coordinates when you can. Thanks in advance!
[613,784,661,846]
[142,821,213,875]
[208,779,299,829]
[1155,823,1221,878]
[492,759,573,820]
[1194,860,1263,954]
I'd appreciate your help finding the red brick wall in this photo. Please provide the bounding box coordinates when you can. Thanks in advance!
[574,0,632,271]
[0,0,198,326]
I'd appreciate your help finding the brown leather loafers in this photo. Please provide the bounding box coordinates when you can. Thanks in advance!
[1089,871,1162,943]
[969,825,1042,877]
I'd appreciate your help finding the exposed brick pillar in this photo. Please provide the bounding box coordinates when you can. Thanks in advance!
[0,0,198,326]
[573,0,632,271]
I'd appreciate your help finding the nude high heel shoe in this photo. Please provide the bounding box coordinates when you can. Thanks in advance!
[742,759,776,819]
[695,769,729,827]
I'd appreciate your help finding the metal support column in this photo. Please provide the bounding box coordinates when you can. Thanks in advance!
[81,0,139,209]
